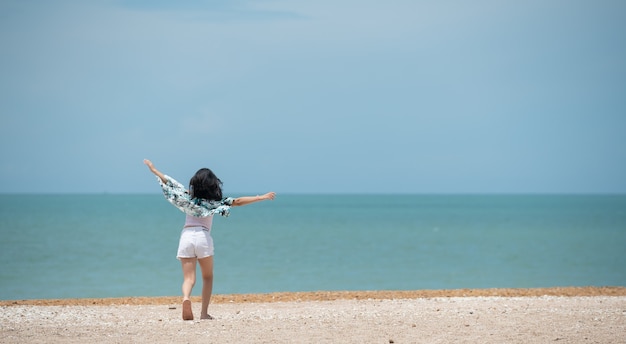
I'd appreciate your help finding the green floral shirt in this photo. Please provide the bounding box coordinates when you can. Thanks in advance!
[156,175,234,217]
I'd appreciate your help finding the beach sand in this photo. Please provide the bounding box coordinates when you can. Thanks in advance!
[2,287,625,343]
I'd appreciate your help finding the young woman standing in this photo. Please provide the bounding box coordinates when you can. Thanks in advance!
[144,159,275,320]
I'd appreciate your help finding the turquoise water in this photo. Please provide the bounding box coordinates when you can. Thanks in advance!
[0,194,625,300]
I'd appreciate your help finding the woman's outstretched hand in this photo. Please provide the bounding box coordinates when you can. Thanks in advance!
[143,159,167,184]
[261,192,276,201]
[143,159,155,170]
[232,192,276,206]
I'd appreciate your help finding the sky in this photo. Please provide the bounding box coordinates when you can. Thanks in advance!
[1,0,625,194]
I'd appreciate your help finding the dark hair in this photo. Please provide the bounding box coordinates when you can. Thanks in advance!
[189,168,223,201]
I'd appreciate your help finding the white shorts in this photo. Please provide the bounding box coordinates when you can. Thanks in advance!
[177,227,214,260]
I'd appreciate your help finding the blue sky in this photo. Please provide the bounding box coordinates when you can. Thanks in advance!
[1,0,625,194]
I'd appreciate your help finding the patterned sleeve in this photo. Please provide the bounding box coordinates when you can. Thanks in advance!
[156,175,233,217]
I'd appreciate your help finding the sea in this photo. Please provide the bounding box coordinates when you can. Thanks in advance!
[0,194,625,300]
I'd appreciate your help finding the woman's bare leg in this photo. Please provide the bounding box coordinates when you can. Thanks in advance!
[181,258,197,300]
[197,256,214,319]
[180,258,197,320]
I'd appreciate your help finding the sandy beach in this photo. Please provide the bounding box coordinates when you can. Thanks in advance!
[2,287,625,343]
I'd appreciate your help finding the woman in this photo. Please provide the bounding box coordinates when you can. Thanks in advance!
[144,159,275,320]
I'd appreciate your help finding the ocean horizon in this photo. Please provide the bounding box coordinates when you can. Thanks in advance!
[1,193,625,300]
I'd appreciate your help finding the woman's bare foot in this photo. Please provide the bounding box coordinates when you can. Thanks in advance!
[182,300,193,320]
[200,314,214,320]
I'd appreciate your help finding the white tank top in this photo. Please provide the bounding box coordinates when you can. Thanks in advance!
[183,214,213,231]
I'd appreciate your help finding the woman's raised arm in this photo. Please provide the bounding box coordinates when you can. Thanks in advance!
[143,159,168,184]
[232,192,276,207]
